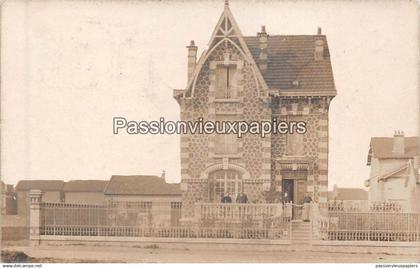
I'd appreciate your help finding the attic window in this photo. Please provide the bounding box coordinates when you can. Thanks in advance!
[292,80,300,88]
[215,64,238,99]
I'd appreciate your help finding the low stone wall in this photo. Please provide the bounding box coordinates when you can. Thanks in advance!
[36,235,420,255]
[2,215,27,226]
[1,227,29,241]
[1,215,29,241]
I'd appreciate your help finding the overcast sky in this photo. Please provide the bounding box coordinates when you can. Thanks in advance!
[1,0,418,189]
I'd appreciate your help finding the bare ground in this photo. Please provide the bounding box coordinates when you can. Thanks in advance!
[1,244,419,263]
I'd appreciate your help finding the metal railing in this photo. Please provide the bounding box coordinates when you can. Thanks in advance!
[197,203,283,225]
[320,211,420,241]
[328,200,405,212]
[39,202,291,240]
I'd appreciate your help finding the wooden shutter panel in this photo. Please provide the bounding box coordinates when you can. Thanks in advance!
[215,66,227,99]
[228,66,237,98]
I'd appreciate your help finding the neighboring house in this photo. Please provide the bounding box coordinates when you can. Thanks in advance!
[104,175,182,227]
[0,181,17,215]
[364,131,419,212]
[173,2,336,217]
[328,185,368,201]
[62,180,107,205]
[15,180,64,223]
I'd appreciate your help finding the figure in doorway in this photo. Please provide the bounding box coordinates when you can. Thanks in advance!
[302,193,313,222]
[283,191,291,203]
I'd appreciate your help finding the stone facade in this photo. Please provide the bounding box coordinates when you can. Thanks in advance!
[270,96,332,209]
[174,3,336,217]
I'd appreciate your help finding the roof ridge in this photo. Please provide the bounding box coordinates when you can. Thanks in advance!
[244,34,326,38]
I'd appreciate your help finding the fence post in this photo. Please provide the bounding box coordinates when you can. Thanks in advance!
[193,203,201,224]
[310,202,318,240]
[29,189,43,246]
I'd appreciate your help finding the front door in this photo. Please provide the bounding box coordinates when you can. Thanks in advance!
[282,179,294,203]
[293,179,307,219]
[282,178,307,219]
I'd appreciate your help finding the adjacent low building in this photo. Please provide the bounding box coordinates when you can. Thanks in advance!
[15,180,65,225]
[63,180,107,205]
[104,175,182,227]
[328,185,368,201]
[364,131,419,212]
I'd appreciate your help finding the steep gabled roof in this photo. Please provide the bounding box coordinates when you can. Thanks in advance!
[104,175,181,196]
[244,35,336,95]
[185,2,268,98]
[62,180,107,192]
[367,137,418,164]
[15,180,64,191]
[183,3,336,98]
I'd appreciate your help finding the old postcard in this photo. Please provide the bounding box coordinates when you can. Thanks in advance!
[1,0,419,265]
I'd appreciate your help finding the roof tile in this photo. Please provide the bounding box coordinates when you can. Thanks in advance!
[15,180,64,191]
[370,137,418,159]
[104,175,181,196]
[244,35,336,95]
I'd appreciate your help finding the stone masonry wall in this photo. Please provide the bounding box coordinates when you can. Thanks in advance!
[179,42,271,217]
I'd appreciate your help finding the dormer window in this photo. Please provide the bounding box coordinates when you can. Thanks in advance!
[215,64,237,99]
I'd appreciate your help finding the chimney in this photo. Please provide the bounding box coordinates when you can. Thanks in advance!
[186,40,198,81]
[392,130,405,155]
[257,25,268,72]
[317,27,322,35]
[314,27,324,61]
[161,170,166,179]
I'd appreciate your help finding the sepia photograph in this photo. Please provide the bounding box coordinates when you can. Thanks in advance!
[0,0,419,265]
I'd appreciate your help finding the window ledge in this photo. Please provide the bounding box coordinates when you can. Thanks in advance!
[213,98,241,103]
[210,153,242,159]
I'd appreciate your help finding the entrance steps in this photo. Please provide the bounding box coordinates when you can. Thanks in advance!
[291,220,312,245]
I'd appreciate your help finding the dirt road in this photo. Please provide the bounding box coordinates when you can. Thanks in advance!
[2,244,419,263]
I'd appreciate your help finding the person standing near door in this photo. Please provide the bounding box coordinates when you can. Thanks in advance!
[283,192,291,203]
[221,193,232,203]
[302,193,313,222]
[236,192,248,204]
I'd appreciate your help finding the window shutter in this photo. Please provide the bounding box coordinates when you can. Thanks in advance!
[228,66,237,98]
[215,67,227,99]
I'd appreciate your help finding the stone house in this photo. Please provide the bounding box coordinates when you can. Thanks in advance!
[173,2,336,217]
[364,131,420,212]
[62,180,107,205]
[104,175,182,227]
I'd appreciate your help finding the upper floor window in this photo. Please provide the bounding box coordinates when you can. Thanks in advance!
[286,132,304,156]
[215,65,237,99]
